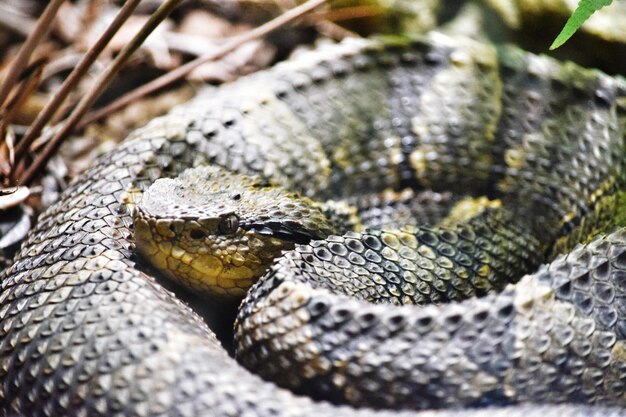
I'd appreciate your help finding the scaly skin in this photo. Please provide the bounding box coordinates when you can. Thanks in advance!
[0,33,625,416]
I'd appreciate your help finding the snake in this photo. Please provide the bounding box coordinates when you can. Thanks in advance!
[1,29,626,416]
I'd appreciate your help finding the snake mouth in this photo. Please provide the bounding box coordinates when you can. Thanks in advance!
[241,222,325,245]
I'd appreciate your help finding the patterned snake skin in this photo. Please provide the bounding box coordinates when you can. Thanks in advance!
[1,33,626,416]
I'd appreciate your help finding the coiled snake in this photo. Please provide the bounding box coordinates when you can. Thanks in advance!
[1,32,625,416]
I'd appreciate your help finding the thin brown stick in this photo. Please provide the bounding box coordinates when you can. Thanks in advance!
[311,5,383,22]
[0,0,65,110]
[12,0,142,171]
[77,0,330,129]
[20,0,183,186]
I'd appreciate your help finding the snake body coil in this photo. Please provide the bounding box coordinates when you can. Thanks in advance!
[1,33,625,416]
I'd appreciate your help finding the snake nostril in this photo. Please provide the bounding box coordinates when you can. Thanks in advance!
[190,229,207,240]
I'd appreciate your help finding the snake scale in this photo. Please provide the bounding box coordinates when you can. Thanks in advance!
[1,31,626,416]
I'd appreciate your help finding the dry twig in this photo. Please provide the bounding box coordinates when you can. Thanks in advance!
[12,0,142,175]
[19,0,183,186]
[12,0,330,186]
[0,0,65,110]
[78,0,330,128]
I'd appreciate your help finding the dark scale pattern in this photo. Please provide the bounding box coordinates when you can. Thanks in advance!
[173,77,332,198]
[393,34,503,193]
[254,207,544,306]
[491,47,626,253]
[352,189,459,230]
[535,229,626,342]
[236,230,626,410]
[271,40,405,197]
[499,229,626,405]
[382,38,454,186]
[1,33,626,417]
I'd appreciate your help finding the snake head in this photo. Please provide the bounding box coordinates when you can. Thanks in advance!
[133,166,335,298]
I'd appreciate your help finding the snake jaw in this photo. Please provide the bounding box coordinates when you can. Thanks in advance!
[134,209,296,297]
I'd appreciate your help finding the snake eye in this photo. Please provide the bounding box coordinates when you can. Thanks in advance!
[218,214,239,234]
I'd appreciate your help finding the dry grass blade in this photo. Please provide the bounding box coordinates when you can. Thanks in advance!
[78,0,331,129]
[19,0,184,186]
[0,0,65,110]
[11,0,142,176]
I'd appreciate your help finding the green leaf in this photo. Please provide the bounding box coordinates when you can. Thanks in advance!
[550,0,613,50]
